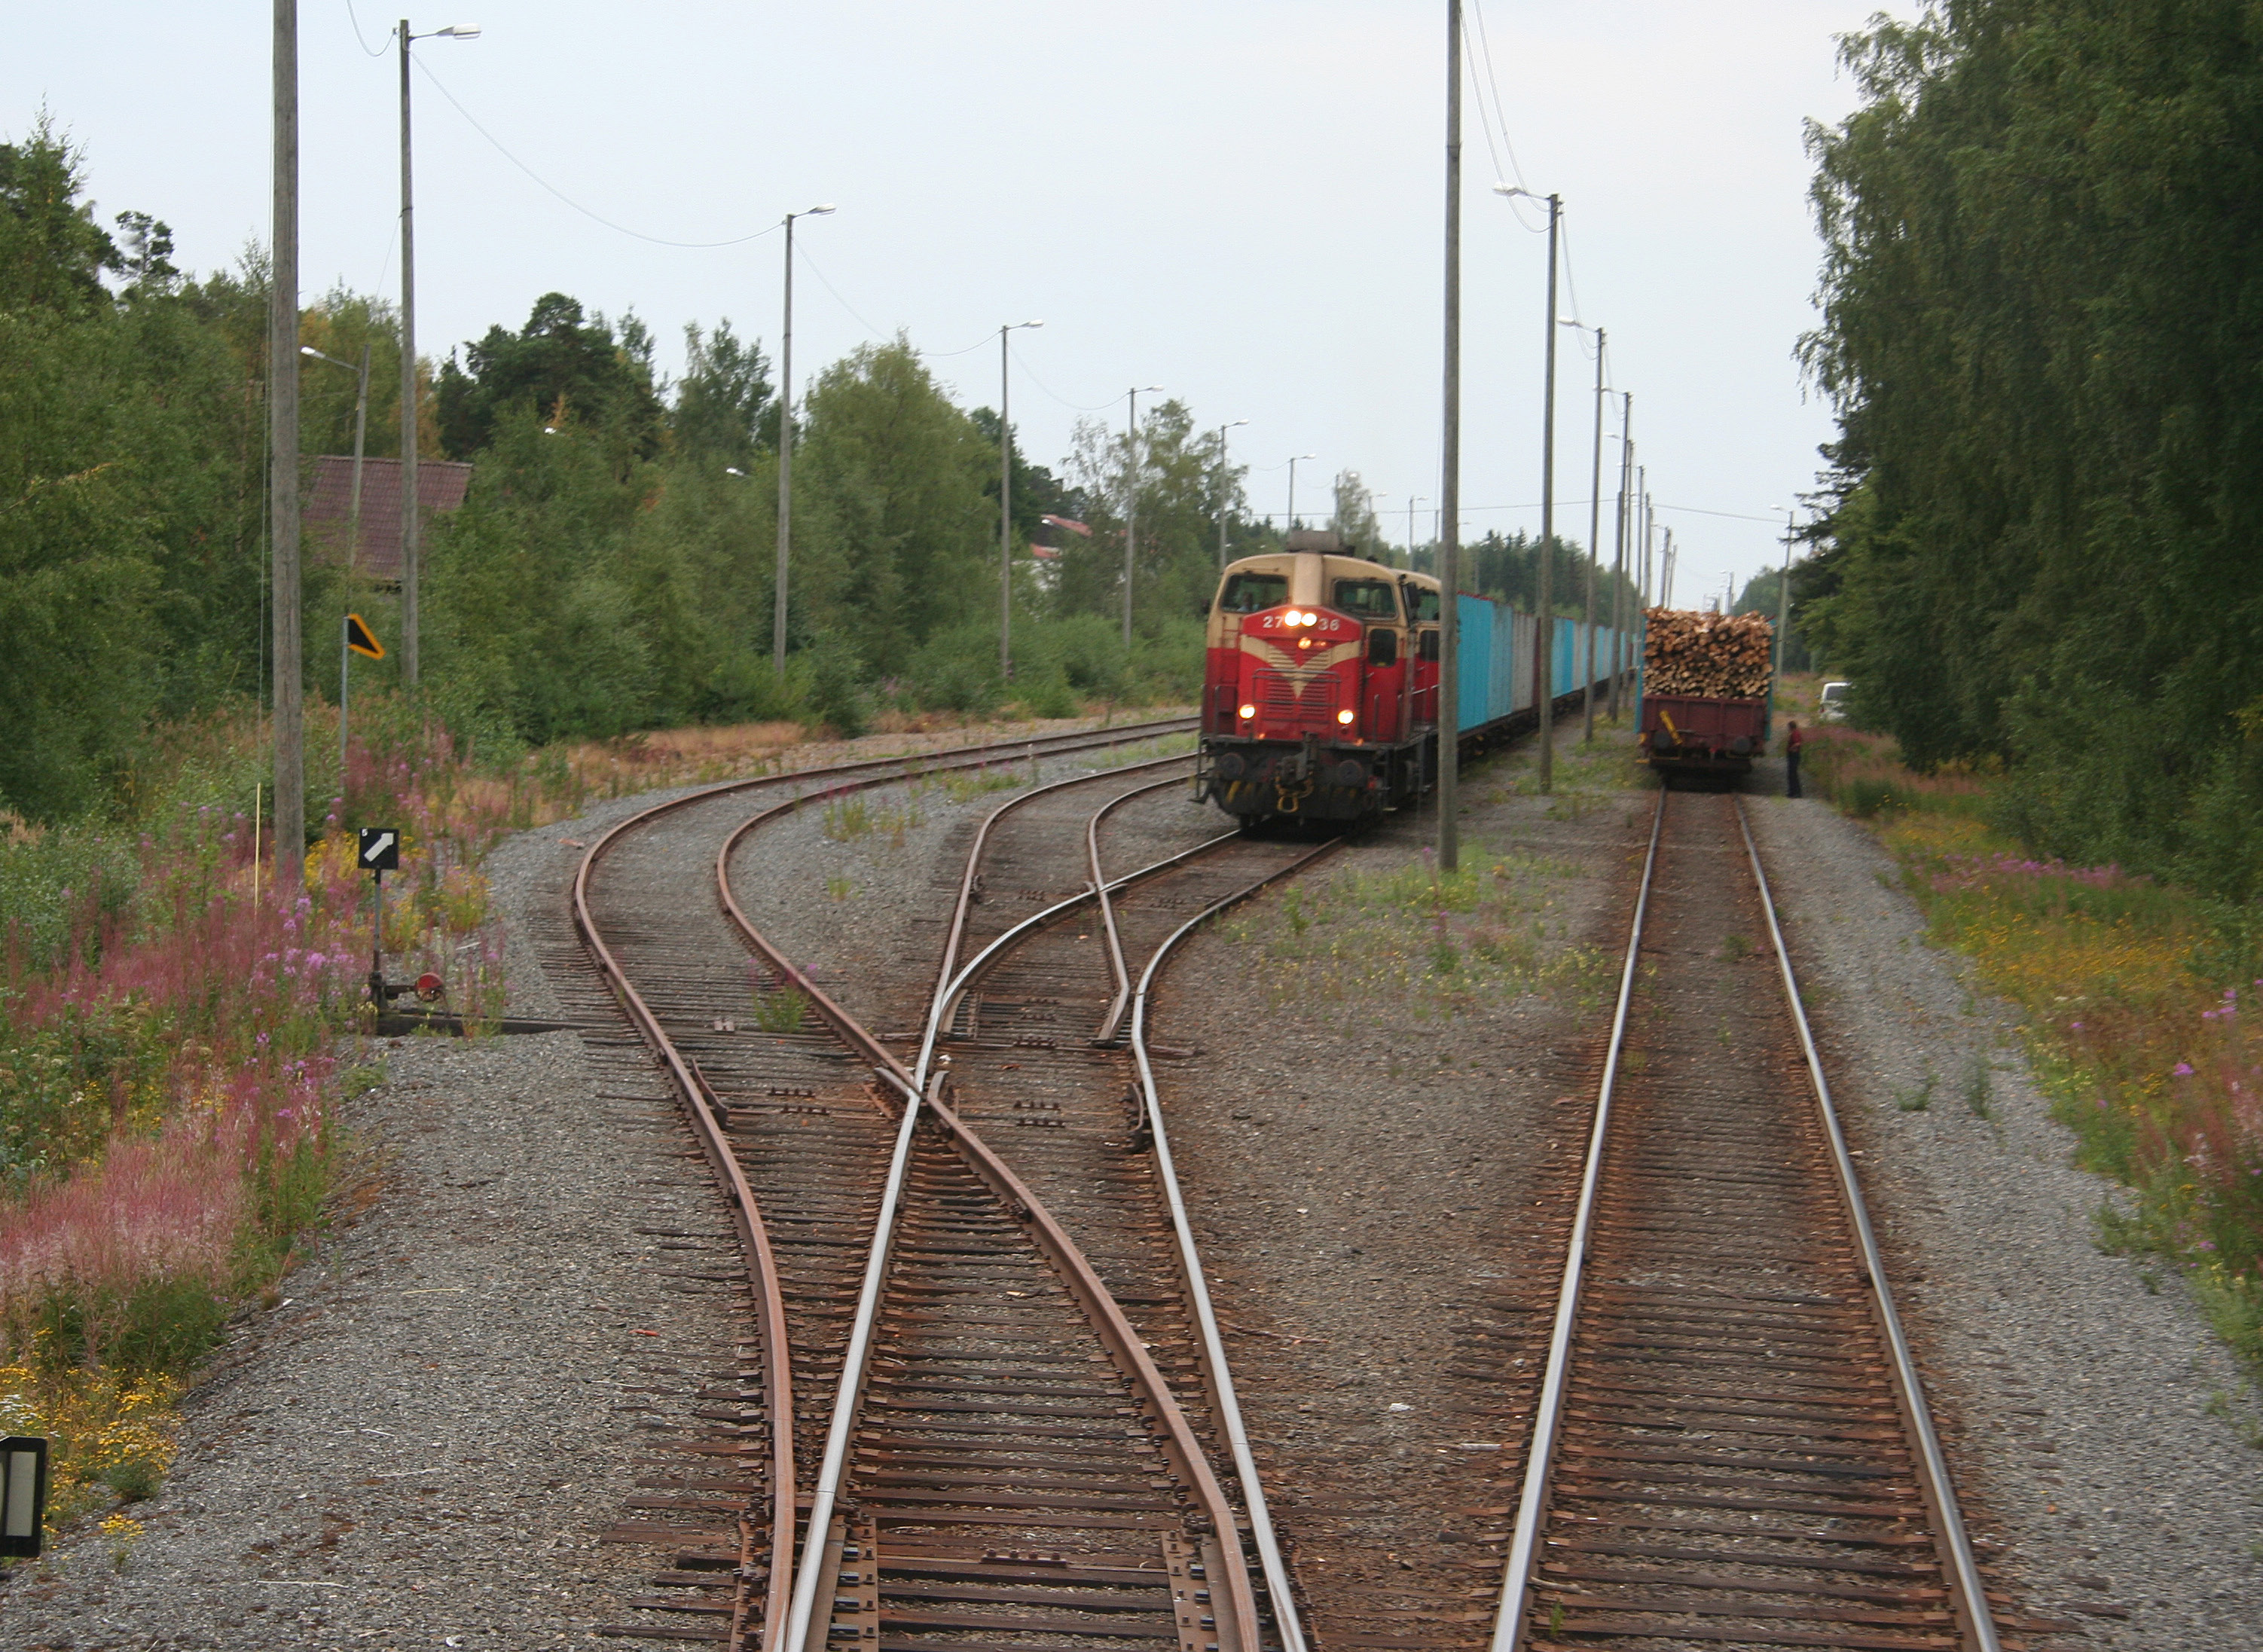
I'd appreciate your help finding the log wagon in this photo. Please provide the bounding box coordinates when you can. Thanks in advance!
[1635,607,1774,783]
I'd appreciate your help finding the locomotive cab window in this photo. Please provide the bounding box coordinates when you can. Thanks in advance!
[1406,586,1441,624]
[1367,628,1399,667]
[1332,579,1399,620]
[1219,573,1288,615]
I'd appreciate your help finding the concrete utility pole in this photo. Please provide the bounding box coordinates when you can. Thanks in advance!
[394,20,475,688]
[1536,194,1561,793]
[1121,384,1162,648]
[397,19,419,688]
[1582,326,1605,741]
[1438,0,1464,872]
[775,203,835,675]
[997,319,1043,682]
[1774,505,1796,679]
[1608,394,1632,722]
[1640,476,1654,612]
[1215,419,1248,573]
[1285,453,1316,530]
[272,0,304,885]
[304,341,370,766]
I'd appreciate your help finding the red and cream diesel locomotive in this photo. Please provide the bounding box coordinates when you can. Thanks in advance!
[1196,531,1443,822]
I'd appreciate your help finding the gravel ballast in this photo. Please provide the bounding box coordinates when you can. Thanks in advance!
[1744,788,2263,1647]
[8,718,2259,1648]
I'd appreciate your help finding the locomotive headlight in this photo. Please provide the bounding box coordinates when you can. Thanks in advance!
[1238,704,1256,721]
[1336,709,1355,724]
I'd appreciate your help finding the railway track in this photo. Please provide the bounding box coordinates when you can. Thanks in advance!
[563,719,1344,1652]
[1487,787,2007,1652]
[774,762,1344,1652]
[553,718,1193,1647]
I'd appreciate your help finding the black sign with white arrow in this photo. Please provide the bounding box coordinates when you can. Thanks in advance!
[357,827,400,872]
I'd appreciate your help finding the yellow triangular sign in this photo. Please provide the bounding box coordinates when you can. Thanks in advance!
[344,613,384,659]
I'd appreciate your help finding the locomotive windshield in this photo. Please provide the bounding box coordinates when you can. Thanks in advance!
[1407,585,1441,623]
[1218,572,1288,614]
[1332,579,1398,619]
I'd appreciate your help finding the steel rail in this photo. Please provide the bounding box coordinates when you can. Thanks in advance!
[1486,786,1668,1652]
[565,713,1195,1652]
[1123,832,1349,1652]
[707,770,1269,1652]
[1086,775,1211,1047]
[1733,796,2002,1652]
[930,821,1238,1051]
[572,811,800,1652]
[915,753,1196,1094]
[918,756,1204,1095]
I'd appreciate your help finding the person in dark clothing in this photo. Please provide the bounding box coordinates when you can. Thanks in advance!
[1785,719,1804,798]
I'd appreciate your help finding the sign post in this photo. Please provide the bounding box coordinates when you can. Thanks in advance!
[341,613,384,774]
[357,826,399,1009]
[2,1436,48,1558]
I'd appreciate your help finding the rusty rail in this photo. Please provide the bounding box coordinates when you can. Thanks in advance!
[1121,830,1349,1652]
[701,749,1269,1652]
[1486,787,2002,1652]
[567,714,1195,1651]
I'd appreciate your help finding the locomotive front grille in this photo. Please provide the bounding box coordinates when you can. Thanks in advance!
[1254,668,1339,722]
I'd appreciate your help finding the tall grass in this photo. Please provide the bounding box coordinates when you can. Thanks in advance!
[1,692,1182,1544]
[1807,729,2263,1377]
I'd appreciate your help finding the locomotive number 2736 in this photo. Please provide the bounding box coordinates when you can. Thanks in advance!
[1257,613,1346,632]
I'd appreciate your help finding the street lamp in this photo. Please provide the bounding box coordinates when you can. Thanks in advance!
[1496,184,1562,792]
[997,319,1044,681]
[1214,419,1248,573]
[303,343,373,771]
[1122,385,1164,647]
[301,345,371,577]
[1406,495,1427,563]
[775,203,836,675]
[396,18,480,690]
[1284,454,1316,532]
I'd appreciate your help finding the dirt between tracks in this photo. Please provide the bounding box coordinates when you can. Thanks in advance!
[1151,729,1651,1641]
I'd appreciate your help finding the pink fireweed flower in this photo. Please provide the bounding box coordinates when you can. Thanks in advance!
[2173,1063,2195,1076]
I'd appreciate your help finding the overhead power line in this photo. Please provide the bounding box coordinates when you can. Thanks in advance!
[411,57,789,249]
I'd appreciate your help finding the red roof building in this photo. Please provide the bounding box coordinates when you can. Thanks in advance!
[304,455,475,584]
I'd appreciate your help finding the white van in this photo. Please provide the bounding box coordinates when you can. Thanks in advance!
[1819,681,1852,722]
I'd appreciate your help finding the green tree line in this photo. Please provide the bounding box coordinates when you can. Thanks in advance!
[1800,0,2263,897]
[0,123,1272,826]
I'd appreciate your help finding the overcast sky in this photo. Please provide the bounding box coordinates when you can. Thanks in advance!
[9,2,1898,606]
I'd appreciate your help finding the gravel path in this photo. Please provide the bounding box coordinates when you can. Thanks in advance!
[1149,731,1651,1641]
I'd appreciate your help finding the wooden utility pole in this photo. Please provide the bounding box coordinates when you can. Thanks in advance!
[270,0,304,884]
[1438,0,1463,872]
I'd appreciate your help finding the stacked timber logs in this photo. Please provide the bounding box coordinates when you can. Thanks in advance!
[1644,607,1775,698]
